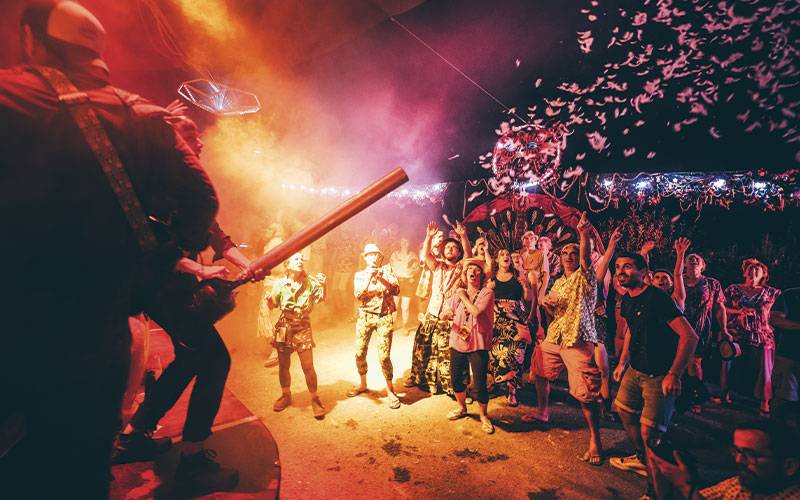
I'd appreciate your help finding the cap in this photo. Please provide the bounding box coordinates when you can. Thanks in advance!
[362,243,383,256]
[46,1,107,71]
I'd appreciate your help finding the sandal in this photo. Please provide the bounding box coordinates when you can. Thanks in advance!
[346,386,368,398]
[447,408,468,420]
[481,419,494,434]
[387,393,401,409]
[579,451,604,466]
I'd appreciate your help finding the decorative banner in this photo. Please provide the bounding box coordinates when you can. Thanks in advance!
[462,193,604,255]
[490,122,567,189]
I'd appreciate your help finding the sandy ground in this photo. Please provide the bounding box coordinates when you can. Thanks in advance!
[216,286,748,500]
[223,313,654,500]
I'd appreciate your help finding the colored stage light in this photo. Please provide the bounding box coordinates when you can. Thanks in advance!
[177,79,261,115]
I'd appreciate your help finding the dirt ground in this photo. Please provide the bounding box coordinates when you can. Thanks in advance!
[219,298,745,500]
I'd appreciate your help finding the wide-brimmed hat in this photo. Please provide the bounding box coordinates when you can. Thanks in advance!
[461,257,489,284]
[362,243,383,256]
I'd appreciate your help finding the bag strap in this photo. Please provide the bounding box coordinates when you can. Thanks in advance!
[34,66,157,251]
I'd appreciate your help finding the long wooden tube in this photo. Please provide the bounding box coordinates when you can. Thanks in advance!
[250,166,408,274]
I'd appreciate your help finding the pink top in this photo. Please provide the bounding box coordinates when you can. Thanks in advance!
[447,287,495,352]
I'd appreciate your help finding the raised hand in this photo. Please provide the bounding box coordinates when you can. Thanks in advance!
[609,227,623,245]
[454,220,467,237]
[576,212,591,234]
[165,99,188,116]
[641,240,656,254]
[427,221,439,237]
[315,273,327,285]
[674,237,691,255]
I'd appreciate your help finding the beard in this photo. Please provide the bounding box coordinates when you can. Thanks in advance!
[738,468,782,494]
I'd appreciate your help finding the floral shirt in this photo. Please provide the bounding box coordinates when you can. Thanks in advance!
[353,265,400,316]
[700,476,800,500]
[544,267,598,347]
[684,276,725,341]
[724,284,780,348]
[270,275,324,318]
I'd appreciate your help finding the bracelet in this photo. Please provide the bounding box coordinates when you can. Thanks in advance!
[667,370,680,377]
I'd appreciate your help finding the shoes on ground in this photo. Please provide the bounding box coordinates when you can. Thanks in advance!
[112,431,172,465]
[273,393,292,412]
[311,396,326,419]
[174,449,239,496]
[609,454,648,477]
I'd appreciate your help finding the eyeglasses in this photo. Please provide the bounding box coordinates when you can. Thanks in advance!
[729,445,776,463]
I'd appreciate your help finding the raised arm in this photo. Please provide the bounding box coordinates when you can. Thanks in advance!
[454,220,471,258]
[672,238,690,310]
[596,227,622,282]
[422,221,438,269]
[577,212,592,271]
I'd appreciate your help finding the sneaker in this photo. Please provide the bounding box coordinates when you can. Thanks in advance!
[273,393,291,412]
[609,454,648,477]
[112,431,172,464]
[175,449,239,496]
[311,397,326,419]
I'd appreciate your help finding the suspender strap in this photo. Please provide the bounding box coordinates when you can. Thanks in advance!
[34,66,158,251]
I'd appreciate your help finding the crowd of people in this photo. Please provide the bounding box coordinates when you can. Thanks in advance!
[3,2,800,499]
[256,211,800,500]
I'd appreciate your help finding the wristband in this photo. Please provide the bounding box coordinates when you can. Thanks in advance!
[667,370,680,378]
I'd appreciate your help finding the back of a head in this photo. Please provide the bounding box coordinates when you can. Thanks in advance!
[21,1,107,72]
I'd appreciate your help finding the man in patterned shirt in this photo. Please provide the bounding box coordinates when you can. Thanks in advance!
[526,212,604,466]
[651,420,800,500]
[347,244,402,408]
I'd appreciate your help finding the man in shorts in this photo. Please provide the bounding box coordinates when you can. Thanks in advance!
[610,251,698,500]
[526,213,604,466]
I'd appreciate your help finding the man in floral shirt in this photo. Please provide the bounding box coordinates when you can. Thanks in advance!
[527,213,604,466]
[347,244,401,408]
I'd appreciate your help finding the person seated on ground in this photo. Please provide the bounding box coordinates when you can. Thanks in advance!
[440,258,495,433]
[349,243,402,408]
[650,420,800,500]
[525,213,605,466]
[486,249,534,407]
[720,259,780,415]
[771,286,800,430]
[267,253,327,419]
